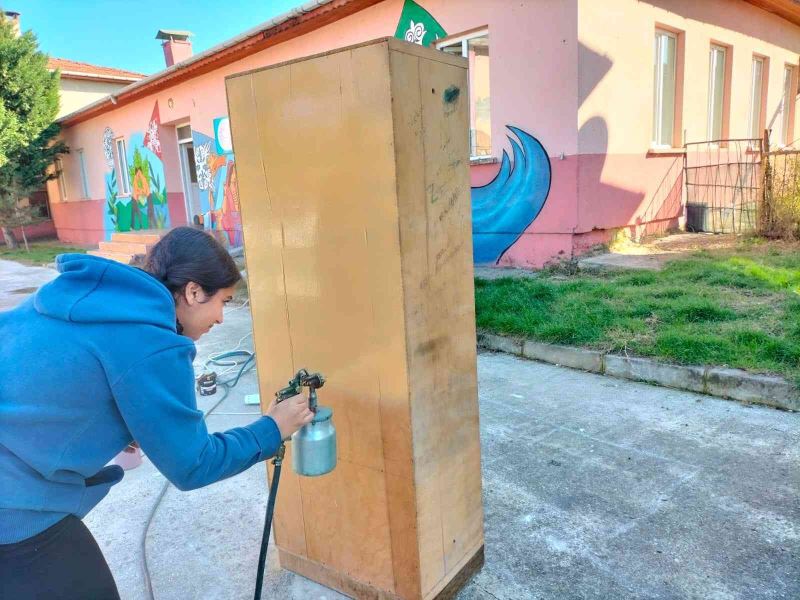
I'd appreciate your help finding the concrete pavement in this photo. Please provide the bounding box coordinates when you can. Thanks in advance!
[0,258,56,311]
[3,259,797,599]
[87,307,798,600]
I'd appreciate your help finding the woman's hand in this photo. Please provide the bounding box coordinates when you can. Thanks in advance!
[266,395,314,440]
[123,441,140,453]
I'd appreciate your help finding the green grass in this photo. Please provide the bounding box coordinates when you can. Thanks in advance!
[0,241,86,266]
[475,243,800,385]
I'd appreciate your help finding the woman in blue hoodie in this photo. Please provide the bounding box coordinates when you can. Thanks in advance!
[0,227,313,599]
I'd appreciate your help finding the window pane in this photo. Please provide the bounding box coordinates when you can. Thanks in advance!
[781,67,793,145]
[708,46,725,141]
[78,150,89,198]
[467,35,491,157]
[653,32,676,146]
[177,125,192,142]
[652,35,659,144]
[749,58,764,139]
[186,143,198,184]
[116,139,130,195]
[440,41,463,57]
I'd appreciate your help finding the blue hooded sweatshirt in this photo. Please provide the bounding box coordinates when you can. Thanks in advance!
[0,254,281,543]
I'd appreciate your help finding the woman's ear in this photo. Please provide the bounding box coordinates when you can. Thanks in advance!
[183,281,203,306]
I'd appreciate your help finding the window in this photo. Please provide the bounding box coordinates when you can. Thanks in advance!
[707,44,728,141]
[55,158,67,201]
[114,138,131,196]
[77,149,90,199]
[438,30,491,158]
[177,124,193,143]
[653,30,678,147]
[776,65,796,147]
[186,144,198,184]
[748,56,766,139]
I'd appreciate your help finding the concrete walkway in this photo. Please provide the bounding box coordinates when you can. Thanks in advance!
[85,306,798,600]
[3,260,798,599]
[0,258,56,311]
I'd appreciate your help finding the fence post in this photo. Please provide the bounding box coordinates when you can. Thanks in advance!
[760,128,771,235]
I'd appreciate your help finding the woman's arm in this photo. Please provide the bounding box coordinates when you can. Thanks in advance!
[111,344,280,491]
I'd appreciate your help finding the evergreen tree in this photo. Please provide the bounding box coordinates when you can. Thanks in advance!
[0,11,67,248]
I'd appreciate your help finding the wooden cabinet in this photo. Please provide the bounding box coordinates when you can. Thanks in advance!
[225,37,483,600]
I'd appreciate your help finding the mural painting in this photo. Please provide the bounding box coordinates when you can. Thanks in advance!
[394,3,551,264]
[472,127,551,263]
[192,123,242,247]
[103,102,170,237]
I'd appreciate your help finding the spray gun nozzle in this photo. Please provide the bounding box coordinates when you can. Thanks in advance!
[274,369,326,405]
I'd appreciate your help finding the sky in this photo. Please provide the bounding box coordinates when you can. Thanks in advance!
[10,0,308,75]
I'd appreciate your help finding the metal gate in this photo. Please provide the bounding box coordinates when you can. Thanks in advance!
[683,138,763,234]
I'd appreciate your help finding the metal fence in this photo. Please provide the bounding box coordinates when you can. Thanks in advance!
[683,138,763,234]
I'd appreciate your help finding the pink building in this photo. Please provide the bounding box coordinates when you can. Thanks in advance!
[50,0,800,266]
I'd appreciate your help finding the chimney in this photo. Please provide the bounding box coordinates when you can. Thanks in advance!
[155,29,193,68]
[3,10,21,37]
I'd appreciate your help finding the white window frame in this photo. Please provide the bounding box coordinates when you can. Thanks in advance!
[778,65,796,148]
[652,29,678,149]
[176,122,197,223]
[436,28,491,160]
[55,157,67,201]
[176,123,193,144]
[114,138,131,196]
[707,44,727,142]
[77,149,90,199]
[748,56,765,140]
[436,28,489,55]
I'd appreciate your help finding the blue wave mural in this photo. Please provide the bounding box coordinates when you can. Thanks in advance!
[472,126,552,263]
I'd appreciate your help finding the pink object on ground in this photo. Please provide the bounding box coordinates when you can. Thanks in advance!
[113,448,143,470]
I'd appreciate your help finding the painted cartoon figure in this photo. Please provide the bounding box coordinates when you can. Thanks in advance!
[104,102,169,236]
[129,149,151,230]
[219,162,242,247]
[194,131,242,247]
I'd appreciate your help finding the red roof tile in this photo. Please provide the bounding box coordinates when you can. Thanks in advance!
[47,58,146,81]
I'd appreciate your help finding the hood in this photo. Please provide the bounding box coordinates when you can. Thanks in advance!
[33,254,176,330]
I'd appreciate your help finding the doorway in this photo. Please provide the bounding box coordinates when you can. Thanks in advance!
[177,124,202,225]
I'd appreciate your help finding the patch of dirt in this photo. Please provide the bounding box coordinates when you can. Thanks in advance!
[582,232,800,271]
[611,232,743,255]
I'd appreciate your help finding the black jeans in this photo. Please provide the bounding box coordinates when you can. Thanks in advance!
[0,515,120,599]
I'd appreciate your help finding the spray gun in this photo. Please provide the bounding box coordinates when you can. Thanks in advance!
[254,368,336,599]
[274,368,335,477]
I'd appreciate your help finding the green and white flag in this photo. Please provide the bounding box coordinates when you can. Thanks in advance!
[394,0,447,47]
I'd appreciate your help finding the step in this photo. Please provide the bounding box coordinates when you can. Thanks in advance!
[111,230,165,245]
[99,240,151,255]
[87,249,134,264]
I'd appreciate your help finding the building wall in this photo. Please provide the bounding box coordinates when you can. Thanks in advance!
[576,0,800,244]
[52,0,800,265]
[54,0,578,259]
[56,78,132,119]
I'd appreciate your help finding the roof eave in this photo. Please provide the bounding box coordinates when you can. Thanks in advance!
[54,71,143,84]
[744,0,800,27]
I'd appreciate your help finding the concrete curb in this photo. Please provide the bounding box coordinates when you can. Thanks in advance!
[477,333,799,412]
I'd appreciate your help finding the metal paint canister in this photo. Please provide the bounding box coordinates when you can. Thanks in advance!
[291,405,336,477]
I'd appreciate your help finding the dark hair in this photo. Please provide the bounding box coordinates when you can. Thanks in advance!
[143,227,241,298]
